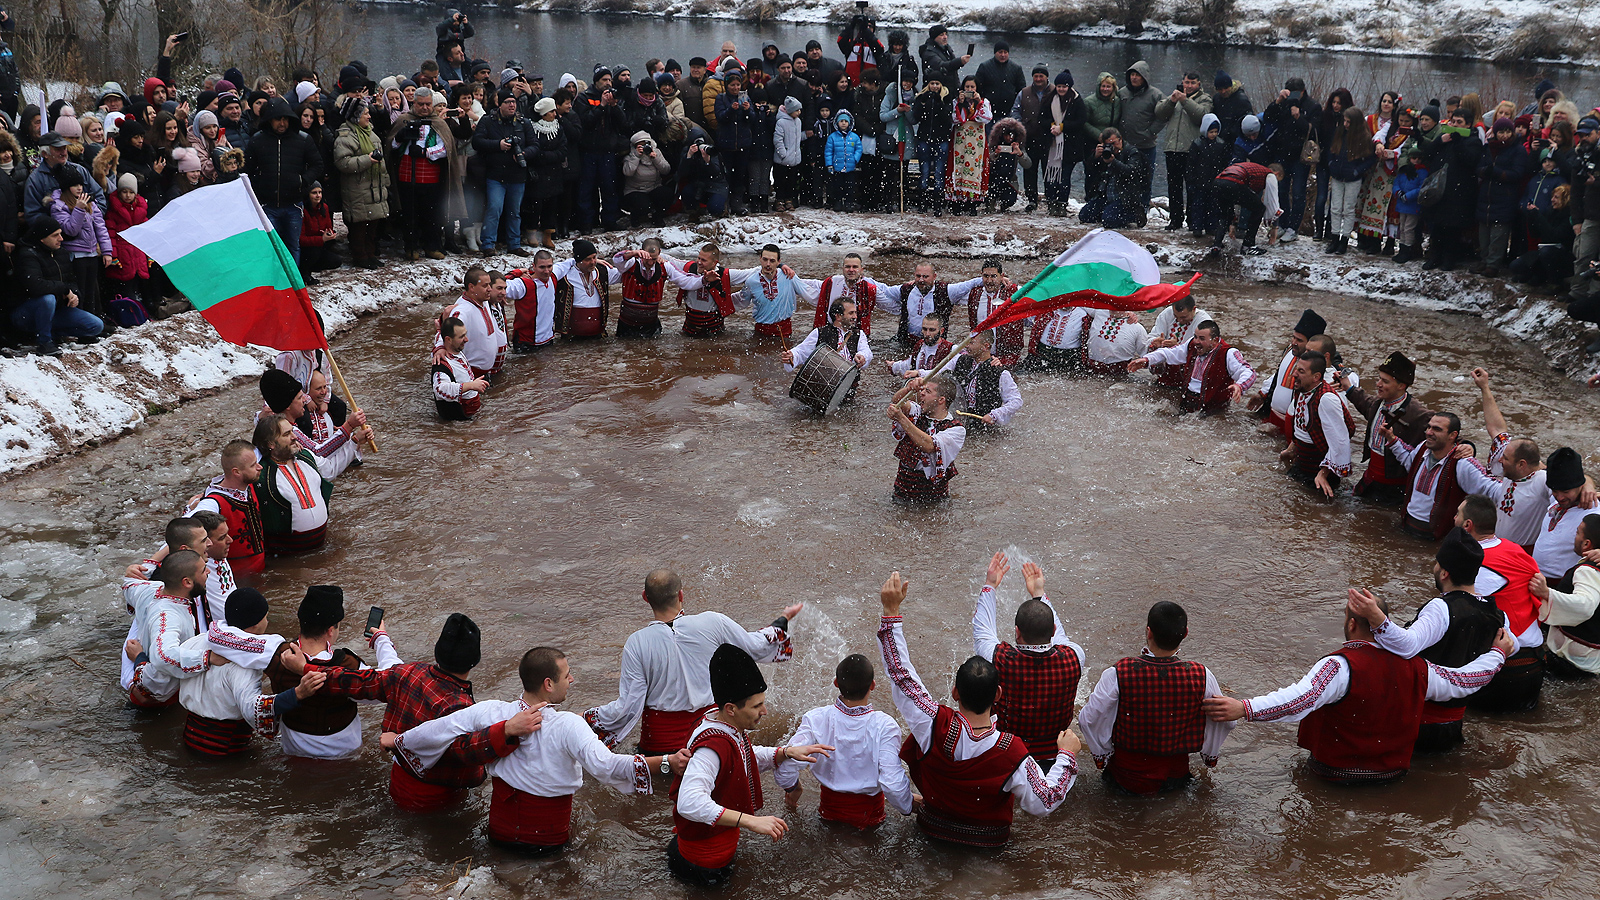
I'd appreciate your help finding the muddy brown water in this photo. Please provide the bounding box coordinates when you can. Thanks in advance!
[3,249,1600,899]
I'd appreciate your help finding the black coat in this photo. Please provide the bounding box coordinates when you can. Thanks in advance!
[528,124,568,199]
[1261,95,1320,165]
[914,90,953,143]
[1476,140,1529,224]
[244,99,323,207]
[1422,132,1482,222]
[1213,87,1255,146]
[575,89,629,154]
[472,111,539,184]
[975,58,1024,117]
[918,40,962,90]
[12,238,74,306]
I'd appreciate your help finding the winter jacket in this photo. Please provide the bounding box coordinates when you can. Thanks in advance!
[702,75,730,131]
[880,85,916,146]
[680,74,708,128]
[1087,143,1151,200]
[767,75,813,123]
[680,148,728,192]
[558,110,583,169]
[1212,82,1255,145]
[1232,126,1276,165]
[23,160,104,225]
[1115,61,1162,149]
[622,92,669,142]
[750,107,777,161]
[1571,142,1597,223]
[1421,131,1482,221]
[300,201,334,248]
[0,165,20,249]
[332,122,390,224]
[472,110,538,183]
[244,99,322,207]
[825,113,863,172]
[1082,78,1121,145]
[775,107,805,166]
[714,92,753,150]
[1261,94,1319,164]
[852,86,885,140]
[576,88,630,154]
[913,88,953,143]
[1187,135,1232,192]
[821,85,855,118]
[1476,139,1530,224]
[1392,167,1427,216]
[12,237,74,302]
[48,189,112,256]
[1011,83,1055,151]
[1527,203,1576,247]
[1155,89,1213,153]
[1523,168,1566,212]
[527,120,568,199]
[104,191,149,280]
[918,39,962,90]
[622,136,673,193]
[1325,141,1377,183]
[975,56,1024,117]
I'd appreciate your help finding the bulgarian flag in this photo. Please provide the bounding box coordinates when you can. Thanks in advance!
[975,229,1201,332]
[121,176,326,351]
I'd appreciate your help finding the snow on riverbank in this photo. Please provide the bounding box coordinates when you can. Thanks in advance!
[515,0,1600,68]
[2,205,1594,477]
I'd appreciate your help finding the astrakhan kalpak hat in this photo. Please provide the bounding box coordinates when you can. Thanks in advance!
[710,643,766,708]
[1293,308,1326,339]
[1377,352,1416,386]
[1435,527,1484,585]
[1547,447,1586,492]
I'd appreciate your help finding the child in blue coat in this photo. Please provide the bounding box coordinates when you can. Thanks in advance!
[1390,147,1428,263]
[825,109,864,212]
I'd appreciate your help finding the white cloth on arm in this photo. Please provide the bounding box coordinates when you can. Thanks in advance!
[971,586,1085,666]
[1267,350,1297,416]
[876,616,1076,815]
[890,402,964,480]
[583,612,793,749]
[1238,641,1506,723]
[1077,658,1235,766]
[774,701,914,815]
[396,702,651,797]
[1542,566,1600,672]
[676,717,783,824]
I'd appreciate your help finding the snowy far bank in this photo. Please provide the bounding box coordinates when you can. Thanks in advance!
[2,202,1595,477]
[503,0,1600,68]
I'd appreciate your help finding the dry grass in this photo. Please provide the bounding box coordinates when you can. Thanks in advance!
[1490,19,1600,62]
[1315,25,1347,46]
[967,1,1114,33]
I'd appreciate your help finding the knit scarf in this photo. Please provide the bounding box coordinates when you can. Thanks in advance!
[532,116,560,138]
[1047,89,1075,183]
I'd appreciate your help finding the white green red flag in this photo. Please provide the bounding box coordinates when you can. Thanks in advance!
[120,176,326,351]
[976,229,1201,332]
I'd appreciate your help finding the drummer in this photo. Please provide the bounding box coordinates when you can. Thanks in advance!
[784,299,873,378]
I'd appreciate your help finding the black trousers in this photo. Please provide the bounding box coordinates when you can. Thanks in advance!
[622,185,675,223]
[1165,151,1188,226]
[395,180,443,252]
[1213,179,1265,246]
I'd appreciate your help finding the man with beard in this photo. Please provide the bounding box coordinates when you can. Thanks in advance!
[1247,308,1324,437]
[1532,448,1600,578]
[965,259,1026,366]
[887,375,966,502]
[1531,514,1600,677]
[1127,320,1256,415]
[949,330,1022,429]
[809,252,885,335]
[432,316,487,420]
[874,261,984,349]
[258,369,370,470]
[663,242,760,337]
[1376,412,1499,540]
[785,299,873,385]
[253,413,333,555]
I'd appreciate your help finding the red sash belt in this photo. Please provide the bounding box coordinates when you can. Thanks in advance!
[229,551,267,576]
[753,320,793,340]
[818,786,885,829]
[1107,749,1192,795]
[184,712,253,756]
[674,823,740,868]
[388,762,468,813]
[683,308,725,336]
[568,305,603,338]
[488,778,575,847]
[640,706,714,754]
[1420,700,1466,725]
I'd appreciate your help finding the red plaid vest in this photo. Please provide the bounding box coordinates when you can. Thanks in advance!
[992,642,1082,760]
[1110,655,1207,756]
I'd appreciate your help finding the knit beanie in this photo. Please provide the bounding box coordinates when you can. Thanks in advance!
[225,588,269,629]
[1054,70,1073,87]
[1214,70,1231,90]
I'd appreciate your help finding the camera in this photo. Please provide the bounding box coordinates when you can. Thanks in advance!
[1100,146,1114,159]
[507,134,526,167]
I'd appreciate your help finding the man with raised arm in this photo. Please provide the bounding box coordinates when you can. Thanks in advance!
[878,571,1079,848]
[585,569,801,755]
[886,374,966,502]
[972,551,1085,768]
[1078,601,1235,795]
[1127,319,1255,415]
[1204,598,1511,784]
[1470,367,1597,551]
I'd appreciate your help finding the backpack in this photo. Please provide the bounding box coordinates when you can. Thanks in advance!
[109,294,149,327]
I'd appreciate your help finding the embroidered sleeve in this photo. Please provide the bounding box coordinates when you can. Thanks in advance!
[877,616,937,751]
[1241,656,1348,723]
[1227,349,1257,394]
[1317,393,1352,477]
[1426,648,1506,701]
[1011,751,1077,815]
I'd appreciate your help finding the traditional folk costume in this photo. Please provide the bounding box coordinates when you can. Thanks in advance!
[972,585,1085,764]
[1026,307,1087,372]
[300,402,361,479]
[668,645,784,887]
[174,590,297,756]
[808,274,883,334]
[1532,449,1597,578]
[441,295,508,378]
[786,324,874,378]
[122,574,208,708]
[951,356,1023,429]
[878,616,1076,848]
[1483,432,1556,550]
[509,268,559,350]
[665,258,757,337]
[945,97,993,204]
[1469,535,1547,710]
[875,276,982,348]
[1362,530,1507,751]
[188,479,266,576]
[739,268,815,342]
[1289,380,1354,488]
[259,447,332,555]
[890,336,955,378]
[1146,305,1212,389]
[1235,638,1504,784]
[585,611,793,755]
[121,551,236,685]
[613,253,672,338]
[968,282,1027,366]
[1386,438,1495,540]
[774,699,914,829]
[274,348,351,428]
[257,369,358,476]
[1079,651,1235,795]
[1141,337,1256,415]
[890,401,965,502]
[431,349,482,420]
[1541,560,1600,676]
[395,702,651,853]
[312,613,503,811]
[554,250,623,339]
[1344,353,1432,501]
[1080,309,1150,378]
[1257,309,1326,436]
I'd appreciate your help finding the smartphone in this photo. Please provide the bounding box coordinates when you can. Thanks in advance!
[966,42,975,56]
[365,605,384,637]
[174,31,189,42]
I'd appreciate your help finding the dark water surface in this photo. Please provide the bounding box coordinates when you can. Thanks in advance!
[3,250,1600,899]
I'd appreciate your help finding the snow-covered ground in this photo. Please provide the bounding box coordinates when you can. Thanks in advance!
[2,203,1594,477]
[518,0,1600,67]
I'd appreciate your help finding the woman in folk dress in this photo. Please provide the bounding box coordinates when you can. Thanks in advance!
[945,75,992,215]
[1356,92,1407,255]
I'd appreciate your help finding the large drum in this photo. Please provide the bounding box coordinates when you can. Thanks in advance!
[789,350,860,414]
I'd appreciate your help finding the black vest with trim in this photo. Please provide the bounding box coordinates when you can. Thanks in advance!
[1406,590,1501,707]
[953,356,1006,417]
[817,324,861,358]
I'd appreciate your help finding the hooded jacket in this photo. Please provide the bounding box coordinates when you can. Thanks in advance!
[774,102,804,166]
[1115,60,1162,149]
[332,118,390,224]
[1213,81,1255,145]
[825,110,863,172]
[1476,136,1529,224]
[243,97,322,207]
[622,131,671,193]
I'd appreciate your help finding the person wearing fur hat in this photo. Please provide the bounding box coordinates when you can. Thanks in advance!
[1248,307,1325,436]
[1528,448,1600,577]
[257,367,369,470]
[1340,351,1434,503]
[985,116,1028,211]
[667,642,831,887]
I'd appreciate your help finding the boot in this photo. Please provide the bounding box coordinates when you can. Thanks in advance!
[541,229,556,249]
[1336,236,1349,255]
[461,224,480,253]
[1383,237,1395,256]
[1312,218,1325,240]
[1324,237,1341,254]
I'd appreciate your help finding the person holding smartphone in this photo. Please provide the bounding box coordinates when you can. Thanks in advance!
[331,96,389,270]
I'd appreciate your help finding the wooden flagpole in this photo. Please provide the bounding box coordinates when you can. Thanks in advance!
[324,347,378,452]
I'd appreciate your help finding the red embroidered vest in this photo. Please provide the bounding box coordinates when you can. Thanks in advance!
[1296,644,1426,776]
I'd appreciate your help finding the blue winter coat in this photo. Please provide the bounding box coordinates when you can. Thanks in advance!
[825,112,863,172]
[1521,166,1564,213]
[1392,167,1427,216]
[713,93,753,151]
[1476,140,1529,224]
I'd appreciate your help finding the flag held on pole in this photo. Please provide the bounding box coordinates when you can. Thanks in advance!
[120,175,327,352]
[974,229,1201,333]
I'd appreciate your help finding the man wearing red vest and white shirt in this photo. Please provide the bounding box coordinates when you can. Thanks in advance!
[584,569,800,755]
[508,251,559,352]
[967,260,1027,366]
[972,551,1084,769]
[1283,350,1353,498]
[188,440,267,577]
[1247,308,1322,438]
[775,653,914,829]
[1378,412,1494,540]
[385,646,686,855]
[1204,599,1511,784]
[1145,296,1213,388]
[1079,601,1236,795]
[667,644,832,887]
[878,571,1078,848]
[664,243,760,337]
[612,239,672,338]
[440,267,507,378]
[1454,494,1546,710]
[806,252,885,335]
[1128,319,1256,414]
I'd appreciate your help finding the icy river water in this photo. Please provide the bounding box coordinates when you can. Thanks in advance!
[2,244,1600,898]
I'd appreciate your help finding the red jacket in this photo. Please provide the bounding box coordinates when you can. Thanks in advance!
[300,202,334,247]
[104,192,150,281]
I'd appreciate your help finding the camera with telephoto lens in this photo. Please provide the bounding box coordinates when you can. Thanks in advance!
[507,133,526,167]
